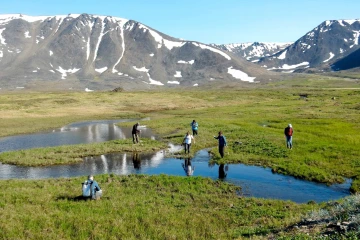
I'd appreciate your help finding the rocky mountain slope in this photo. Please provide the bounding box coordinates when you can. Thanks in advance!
[257,20,360,73]
[0,14,275,90]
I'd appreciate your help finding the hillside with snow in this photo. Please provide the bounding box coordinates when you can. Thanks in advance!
[257,19,360,73]
[0,14,275,91]
[211,42,292,62]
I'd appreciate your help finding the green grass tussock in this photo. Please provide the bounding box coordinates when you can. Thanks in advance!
[0,139,167,166]
[0,174,312,239]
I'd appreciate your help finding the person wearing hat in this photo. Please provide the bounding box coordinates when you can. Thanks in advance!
[284,124,293,149]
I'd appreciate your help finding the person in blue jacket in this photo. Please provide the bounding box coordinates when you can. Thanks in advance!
[214,131,227,158]
[190,120,198,136]
[88,175,102,200]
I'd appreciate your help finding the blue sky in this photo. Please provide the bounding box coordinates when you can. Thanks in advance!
[1,0,360,44]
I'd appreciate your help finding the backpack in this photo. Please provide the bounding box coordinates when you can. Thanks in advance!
[82,180,92,197]
[288,128,293,136]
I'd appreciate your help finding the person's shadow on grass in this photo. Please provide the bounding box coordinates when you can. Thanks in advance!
[56,195,109,201]
[56,195,92,201]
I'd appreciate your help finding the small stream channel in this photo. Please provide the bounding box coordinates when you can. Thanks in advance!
[0,119,351,203]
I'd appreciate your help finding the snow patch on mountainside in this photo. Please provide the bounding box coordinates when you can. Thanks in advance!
[95,67,108,73]
[133,66,149,72]
[167,81,180,84]
[138,23,185,50]
[146,73,163,86]
[56,67,80,79]
[0,28,6,45]
[112,19,127,73]
[268,62,309,70]
[174,71,182,78]
[323,52,335,62]
[163,39,186,50]
[178,60,194,64]
[278,50,287,59]
[340,19,360,25]
[227,66,256,82]
[93,18,106,62]
[24,31,31,38]
[192,42,231,60]
[133,66,164,85]
[350,30,360,48]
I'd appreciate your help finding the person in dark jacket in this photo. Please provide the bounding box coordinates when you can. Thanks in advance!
[214,131,227,158]
[132,122,140,144]
[284,124,293,149]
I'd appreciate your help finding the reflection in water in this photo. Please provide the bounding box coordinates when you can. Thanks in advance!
[132,152,141,170]
[218,164,228,179]
[0,119,156,152]
[182,158,195,176]
[0,148,352,203]
[1,120,351,202]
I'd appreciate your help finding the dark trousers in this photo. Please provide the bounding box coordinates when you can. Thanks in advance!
[192,129,198,136]
[132,133,139,143]
[184,143,191,154]
[219,145,225,158]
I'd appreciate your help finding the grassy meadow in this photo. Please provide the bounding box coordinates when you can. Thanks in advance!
[0,76,359,238]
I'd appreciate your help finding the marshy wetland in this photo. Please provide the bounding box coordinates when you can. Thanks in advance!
[0,77,359,239]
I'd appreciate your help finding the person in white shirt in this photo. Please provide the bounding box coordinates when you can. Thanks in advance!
[183,131,195,154]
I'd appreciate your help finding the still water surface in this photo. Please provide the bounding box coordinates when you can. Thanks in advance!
[0,120,351,203]
[0,119,155,152]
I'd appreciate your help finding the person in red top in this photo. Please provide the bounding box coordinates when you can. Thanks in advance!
[284,124,293,149]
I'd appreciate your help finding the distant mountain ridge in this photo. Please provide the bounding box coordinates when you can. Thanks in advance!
[211,42,292,62]
[1,14,359,91]
[212,20,360,74]
[0,14,273,90]
[256,19,360,73]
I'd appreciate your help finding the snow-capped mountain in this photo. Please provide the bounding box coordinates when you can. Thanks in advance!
[211,42,292,62]
[257,19,360,73]
[0,14,273,90]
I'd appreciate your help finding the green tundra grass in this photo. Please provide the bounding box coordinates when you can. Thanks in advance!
[0,76,359,239]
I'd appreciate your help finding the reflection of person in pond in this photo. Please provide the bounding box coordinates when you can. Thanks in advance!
[219,164,228,179]
[182,158,195,176]
[132,152,141,170]
[214,131,227,158]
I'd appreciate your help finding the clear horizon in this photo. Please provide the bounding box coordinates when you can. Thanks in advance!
[1,0,359,44]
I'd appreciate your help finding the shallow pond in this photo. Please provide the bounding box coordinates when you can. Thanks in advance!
[0,119,155,152]
[0,120,351,203]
